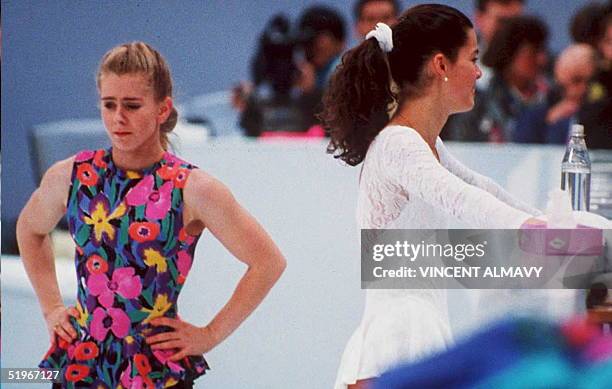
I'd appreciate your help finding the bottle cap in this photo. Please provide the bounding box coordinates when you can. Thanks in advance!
[571,124,584,136]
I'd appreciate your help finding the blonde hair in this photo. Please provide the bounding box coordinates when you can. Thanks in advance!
[97,42,177,150]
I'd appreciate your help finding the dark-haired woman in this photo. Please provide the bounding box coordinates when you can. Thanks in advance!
[320,5,540,389]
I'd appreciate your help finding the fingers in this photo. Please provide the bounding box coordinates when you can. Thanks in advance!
[61,320,77,339]
[146,331,181,345]
[60,315,78,339]
[150,340,183,351]
[49,307,78,343]
[168,349,188,362]
[54,322,74,343]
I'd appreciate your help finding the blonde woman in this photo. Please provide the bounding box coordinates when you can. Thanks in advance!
[17,42,286,388]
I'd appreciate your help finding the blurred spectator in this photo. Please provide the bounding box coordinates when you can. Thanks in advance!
[563,2,612,148]
[594,13,612,93]
[570,2,612,95]
[581,12,612,148]
[570,1,609,48]
[236,5,346,137]
[474,0,526,89]
[295,5,346,100]
[353,0,401,40]
[514,44,597,144]
[444,15,549,142]
[440,0,525,140]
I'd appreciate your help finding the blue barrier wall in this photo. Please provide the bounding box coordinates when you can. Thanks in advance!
[1,0,591,251]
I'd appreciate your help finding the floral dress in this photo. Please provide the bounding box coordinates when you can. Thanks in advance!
[40,148,209,388]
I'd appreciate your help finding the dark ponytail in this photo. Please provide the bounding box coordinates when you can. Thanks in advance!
[320,38,395,166]
[321,4,473,166]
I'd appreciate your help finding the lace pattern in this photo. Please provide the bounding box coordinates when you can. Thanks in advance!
[357,126,537,231]
[335,126,542,387]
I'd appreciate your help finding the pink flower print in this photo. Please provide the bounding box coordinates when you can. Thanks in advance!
[177,250,193,277]
[75,150,95,162]
[88,267,142,308]
[120,362,154,389]
[66,343,76,361]
[120,363,133,388]
[120,374,148,389]
[152,349,185,373]
[125,175,173,220]
[164,152,186,166]
[90,307,130,341]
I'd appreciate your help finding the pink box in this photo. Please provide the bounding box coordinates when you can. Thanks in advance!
[519,220,604,256]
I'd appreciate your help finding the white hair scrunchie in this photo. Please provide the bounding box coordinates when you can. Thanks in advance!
[365,22,393,53]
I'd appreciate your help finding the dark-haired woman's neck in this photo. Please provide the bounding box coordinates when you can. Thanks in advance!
[389,95,447,151]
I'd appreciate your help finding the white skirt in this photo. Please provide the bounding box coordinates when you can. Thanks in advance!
[333,294,453,388]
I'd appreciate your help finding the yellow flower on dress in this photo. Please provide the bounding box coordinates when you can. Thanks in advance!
[142,294,172,324]
[143,247,167,273]
[126,170,142,179]
[75,300,89,328]
[83,195,127,245]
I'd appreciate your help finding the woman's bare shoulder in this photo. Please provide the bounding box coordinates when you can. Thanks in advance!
[43,156,75,183]
[183,169,233,204]
[37,156,76,203]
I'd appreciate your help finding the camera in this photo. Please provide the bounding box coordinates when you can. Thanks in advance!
[252,14,300,97]
[240,14,315,137]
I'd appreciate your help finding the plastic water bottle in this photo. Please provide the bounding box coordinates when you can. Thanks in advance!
[561,124,591,211]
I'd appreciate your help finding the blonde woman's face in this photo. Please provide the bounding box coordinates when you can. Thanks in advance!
[99,73,163,153]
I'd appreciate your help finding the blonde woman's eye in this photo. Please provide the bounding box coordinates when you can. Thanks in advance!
[103,102,116,109]
[125,104,141,111]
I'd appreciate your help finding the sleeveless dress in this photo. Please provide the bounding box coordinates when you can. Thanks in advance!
[39,148,209,389]
[334,126,541,388]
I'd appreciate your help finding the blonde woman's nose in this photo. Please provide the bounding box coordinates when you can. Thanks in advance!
[114,106,127,124]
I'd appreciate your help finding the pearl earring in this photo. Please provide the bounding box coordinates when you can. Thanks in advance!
[444,76,449,82]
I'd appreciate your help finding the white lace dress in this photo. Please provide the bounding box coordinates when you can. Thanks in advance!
[334,125,541,388]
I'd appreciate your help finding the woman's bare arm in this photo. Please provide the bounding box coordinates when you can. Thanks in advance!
[16,157,77,342]
[147,169,286,359]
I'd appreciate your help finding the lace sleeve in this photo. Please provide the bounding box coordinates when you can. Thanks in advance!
[379,127,531,228]
[436,139,542,216]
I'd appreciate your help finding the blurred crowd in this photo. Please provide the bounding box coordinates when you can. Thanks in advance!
[232,0,612,149]
[443,0,612,150]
